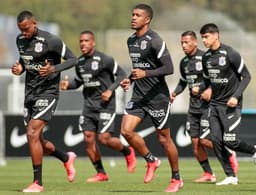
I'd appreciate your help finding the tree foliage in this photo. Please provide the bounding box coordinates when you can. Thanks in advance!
[0,0,255,54]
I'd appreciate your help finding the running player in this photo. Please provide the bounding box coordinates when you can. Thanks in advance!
[120,4,183,193]
[170,30,238,183]
[199,23,256,185]
[11,10,77,192]
[60,30,136,182]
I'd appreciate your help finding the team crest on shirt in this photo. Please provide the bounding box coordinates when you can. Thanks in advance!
[219,56,226,66]
[195,62,203,71]
[91,61,99,70]
[34,42,43,52]
[140,40,147,50]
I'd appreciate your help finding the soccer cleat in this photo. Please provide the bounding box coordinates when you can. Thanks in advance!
[194,172,216,183]
[216,176,238,185]
[229,151,239,174]
[165,178,184,193]
[22,181,44,193]
[125,146,136,173]
[144,158,161,183]
[86,173,109,183]
[64,152,77,182]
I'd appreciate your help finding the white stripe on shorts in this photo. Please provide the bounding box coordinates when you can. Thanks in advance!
[157,103,170,130]
[33,98,56,119]
[100,113,116,133]
[229,117,241,132]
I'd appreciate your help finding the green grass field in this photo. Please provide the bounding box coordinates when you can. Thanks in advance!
[0,158,256,194]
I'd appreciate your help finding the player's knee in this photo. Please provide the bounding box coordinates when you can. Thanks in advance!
[121,128,133,140]
[26,127,39,141]
[98,133,110,145]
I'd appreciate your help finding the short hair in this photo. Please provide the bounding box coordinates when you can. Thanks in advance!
[17,10,34,23]
[80,30,94,37]
[134,4,153,20]
[200,23,219,34]
[181,31,197,39]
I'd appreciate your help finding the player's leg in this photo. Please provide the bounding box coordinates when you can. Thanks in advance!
[97,111,136,173]
[84,130,109,182]
[22,98,46,192]
[42,137,76,182]
[221,107,256,155]
[209,106,237,185]
[98,131,136,173]
[26,119,45,187]
[187,113,215,182]
[199,107,239,174]
[121,111,158,182]
[157,128,183,192]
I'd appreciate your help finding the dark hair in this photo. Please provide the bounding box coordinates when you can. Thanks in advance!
[80,30,94,37]
[17,10,34,23]
[200,23,219,34]
[134,4,153,20]
[181,30,197,39]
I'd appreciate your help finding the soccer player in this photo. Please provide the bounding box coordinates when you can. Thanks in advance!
[170,30,238,183]
[120,4,183,193]
[60,30,136,182]
[199,23,256,185]
[11,11,77,192]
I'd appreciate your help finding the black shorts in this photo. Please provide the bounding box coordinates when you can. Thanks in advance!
[24,96,58,125]
[209,104,241,143]
[125,100,171,130]
[186,108,211,139]
[79,109,116,134]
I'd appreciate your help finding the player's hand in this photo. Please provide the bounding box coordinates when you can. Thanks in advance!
[131,68,146,80]
[11,60,23,75]
[101,89,112,102]
[227,97,238,108]
[39,59,55,76]
[120,78,131,92]
[201,87,212,102]
[192,86,200,96]
[170,92,176,103]
[60,75,69,90]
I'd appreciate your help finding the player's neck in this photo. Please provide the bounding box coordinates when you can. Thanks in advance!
[136,26,150,37]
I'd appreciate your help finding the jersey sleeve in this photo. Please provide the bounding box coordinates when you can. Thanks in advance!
[174,62,187,95]
[48,35,77,72]
[67,65,83,89]
[145,37,174,77]
[105,57,127,91]
[228,48,251,98]
[201,54,211,90]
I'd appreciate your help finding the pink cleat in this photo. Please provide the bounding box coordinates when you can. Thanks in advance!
[22,181,44,193]
[125,147,136,173]
[144,158,161,183]
[64,152,77,182]
[165,178,183,193]
[86,173,109,183]
[194,172,216,183]
[229,151,239,174]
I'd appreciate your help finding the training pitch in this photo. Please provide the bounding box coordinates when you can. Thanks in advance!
[0,157,255,194]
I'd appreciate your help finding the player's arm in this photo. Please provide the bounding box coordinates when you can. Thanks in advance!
[11,58,25,75]
[60,66,83,90]
[229,49,251,99]
[102,59,127,102]
[200,55,212,101]
[145,39,174,77]
[108,60,127,91]
[40,36,78,76]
